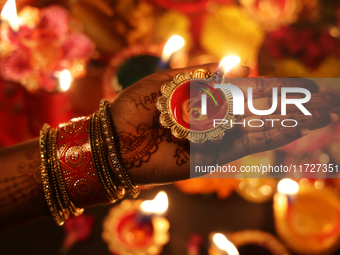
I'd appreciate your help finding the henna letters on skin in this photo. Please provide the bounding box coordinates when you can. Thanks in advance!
[132,91,162,110]
[174,148,189,166]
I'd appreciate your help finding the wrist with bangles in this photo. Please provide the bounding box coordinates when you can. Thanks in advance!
[39,99,139,225]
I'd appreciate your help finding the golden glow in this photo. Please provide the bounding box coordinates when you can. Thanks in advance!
[140,191,168,214]
[219,55,241,73]
[161,35,185,62]
[213,233,239,255]
[59,70,72,91]
[1,0,19,32]
[277,178,299,195]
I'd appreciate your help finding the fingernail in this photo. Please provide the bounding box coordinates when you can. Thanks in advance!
[319,86,327,92]
[330,113,339,123]
[300,128,310,137]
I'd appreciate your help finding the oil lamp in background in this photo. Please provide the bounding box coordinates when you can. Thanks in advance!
[102,35,185,97]
[102,191,170,255]
[274,178,340,255]
[209,230,290,255]
[157,55,241,145]
[209,233,239,255]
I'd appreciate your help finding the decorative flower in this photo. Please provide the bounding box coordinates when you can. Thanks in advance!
[61,214,95,252]
[0,5,95,93]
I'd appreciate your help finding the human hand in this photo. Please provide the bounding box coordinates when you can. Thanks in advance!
[110,64,340,185]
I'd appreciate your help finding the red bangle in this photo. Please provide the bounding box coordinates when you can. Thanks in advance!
[57,117,112,208]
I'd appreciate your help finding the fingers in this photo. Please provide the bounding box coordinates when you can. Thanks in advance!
[232,127,310,157]
[165,63,219,77]
[242,92,340,118]
[164,63,251,78]
[227,65,251,78]
[240,110,337,133]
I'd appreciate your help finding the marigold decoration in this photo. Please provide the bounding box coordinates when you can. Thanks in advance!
[0,5,95,93]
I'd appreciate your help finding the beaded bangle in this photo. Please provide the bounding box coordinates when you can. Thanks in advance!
[40,124,66,225]
[93,111,125,200]
[90,112,116,202]
[99,99,140,198]
[47,127,69,225]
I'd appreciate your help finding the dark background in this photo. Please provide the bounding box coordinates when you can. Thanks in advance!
[0,184,279,255]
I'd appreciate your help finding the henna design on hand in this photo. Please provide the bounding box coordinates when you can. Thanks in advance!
[0,150,44,209]
[118,116,173,169]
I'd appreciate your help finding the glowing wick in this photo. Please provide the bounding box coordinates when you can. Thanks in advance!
[161,35,185,63]
[59,70,72,91]
[219,55,241,74]
[213,233,239,255]
[277,178,299,195]
[1,0,19,32]
[140,191,168,215]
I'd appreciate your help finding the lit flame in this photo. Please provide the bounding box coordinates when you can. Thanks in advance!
[59,70,72,91]
[161,35,185,63]
[140,191,168,214]
[213,233,239,255]
[1,0,19,32]
[219,55,241,74]
[277,178,299,195]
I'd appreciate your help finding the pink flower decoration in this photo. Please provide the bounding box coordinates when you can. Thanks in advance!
[62,33,96,60]
[0,5,95,93]
[38,5,68,39]
[62,214,95,250]
[1,50,32,81]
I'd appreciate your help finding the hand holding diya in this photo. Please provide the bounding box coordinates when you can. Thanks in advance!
[157,56,241,145]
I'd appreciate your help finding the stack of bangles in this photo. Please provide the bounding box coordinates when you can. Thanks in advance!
[39,99,140,225]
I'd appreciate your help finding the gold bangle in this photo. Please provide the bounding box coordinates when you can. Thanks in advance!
[94,110,125,200]
[99,99,140,198]
[90,112,116,202]
[48,128,70,223]
[40,126,67,225]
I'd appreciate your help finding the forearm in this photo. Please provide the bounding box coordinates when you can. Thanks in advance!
[0,138,49,233]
